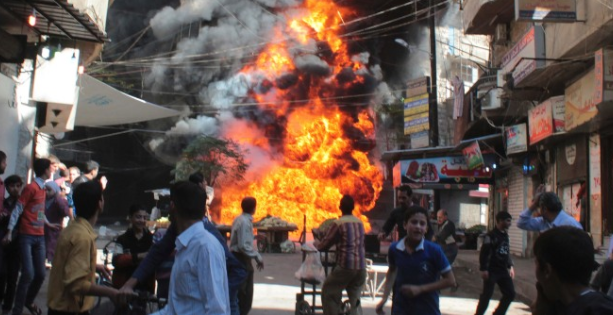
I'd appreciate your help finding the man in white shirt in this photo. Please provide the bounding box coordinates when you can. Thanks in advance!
[153,181,229,315]
[230,197,264,315]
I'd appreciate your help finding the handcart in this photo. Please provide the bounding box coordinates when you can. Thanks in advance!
[295,216,352,315]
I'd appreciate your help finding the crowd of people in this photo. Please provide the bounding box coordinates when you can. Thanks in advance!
[2,150,613,315]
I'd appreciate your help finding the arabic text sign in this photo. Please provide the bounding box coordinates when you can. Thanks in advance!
[404,93,429,116]
[506,124,527,154]
[551,95,566,132]
[565,68,597,130]
[400,156,493,184]
[500,26,546,86]
[406,77,430,97]
[404,112,429,135]
[515,0,577,22]
[528,99,553,144]
[594,48,613,105]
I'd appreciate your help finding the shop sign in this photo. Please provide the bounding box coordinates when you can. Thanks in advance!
[551,95,566,132]
[500,26,546,86]
[505,124,528,154]
[462,141,484,170]
[410,131,429,149]
[406,77,430,98]
[589,134,601,195]
[565,69,597,130]
[404,112,429,135]
[400,155,493,184]
[515,0,577,22]
[528,99,553,144]
[594,48,613,105]
[404,93,429,117]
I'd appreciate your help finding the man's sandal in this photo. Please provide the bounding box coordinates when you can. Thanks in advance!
[25,304,42,315]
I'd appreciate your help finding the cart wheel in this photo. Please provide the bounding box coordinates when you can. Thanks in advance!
[257,238,268,253]
[340,299,351,315]
[295,300,312,315]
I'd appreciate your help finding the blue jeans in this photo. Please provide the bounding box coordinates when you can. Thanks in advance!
[12,235,46,315]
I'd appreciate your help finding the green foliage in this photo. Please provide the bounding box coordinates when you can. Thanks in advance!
[375,100,410,144]
[174,135,249,186]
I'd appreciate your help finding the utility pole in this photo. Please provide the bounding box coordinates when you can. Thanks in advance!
[429,2,439,147]
[429,2,441,212]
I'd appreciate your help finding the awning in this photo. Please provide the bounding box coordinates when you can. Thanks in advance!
[455,133,503,151]
[76,74,181,127]
[0,0,106,42]
[463,0,514,35]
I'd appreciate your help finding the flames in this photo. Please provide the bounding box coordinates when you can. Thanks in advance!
[216,0,383,231]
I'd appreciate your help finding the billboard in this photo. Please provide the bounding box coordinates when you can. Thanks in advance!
[400,155,494,185]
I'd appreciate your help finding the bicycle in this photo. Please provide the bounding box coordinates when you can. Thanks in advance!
[93,238,118,309]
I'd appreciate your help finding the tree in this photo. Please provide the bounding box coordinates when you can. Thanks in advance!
[174,135,248,186]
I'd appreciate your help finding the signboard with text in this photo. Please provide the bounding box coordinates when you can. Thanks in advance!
[406,77,430,98]
[404,93,429,116]
[506,124,528,154]
[529,99,553,144]
[515,0,577,22]
[501,26,546,86]
[404,112,429,135]
[462,141,484,170]
[551,95,566,132]
[565,69,597,130]
[400,155,494,185]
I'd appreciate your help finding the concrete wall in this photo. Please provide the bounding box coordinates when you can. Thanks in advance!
[545,0,613,60]
[0,71,20,177]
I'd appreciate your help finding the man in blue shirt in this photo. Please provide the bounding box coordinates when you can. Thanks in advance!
[151,181,229,315]
[119,190,246,315]
[517,186,582,232]
[376,206,455,315]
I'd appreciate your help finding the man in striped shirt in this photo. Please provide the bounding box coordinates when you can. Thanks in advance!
[315,195,366,315]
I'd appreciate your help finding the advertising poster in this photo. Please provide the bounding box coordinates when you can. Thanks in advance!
[400,155,494,184]
[462,141,484,170]
[505,124,528,154]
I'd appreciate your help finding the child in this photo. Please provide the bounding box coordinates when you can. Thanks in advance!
[376,206,455,315]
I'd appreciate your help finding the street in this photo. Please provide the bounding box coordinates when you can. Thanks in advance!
[77,250,530,315]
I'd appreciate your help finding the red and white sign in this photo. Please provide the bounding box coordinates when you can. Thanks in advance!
[529,99,553,144]
[500,26,546,86]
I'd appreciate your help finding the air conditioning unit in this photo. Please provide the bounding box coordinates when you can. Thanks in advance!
[477,71,504,110]
[493,24,509,46]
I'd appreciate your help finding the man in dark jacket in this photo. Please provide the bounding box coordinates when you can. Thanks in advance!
[475,211,515,315]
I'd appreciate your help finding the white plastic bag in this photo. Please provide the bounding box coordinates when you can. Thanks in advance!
[295,243,325,284]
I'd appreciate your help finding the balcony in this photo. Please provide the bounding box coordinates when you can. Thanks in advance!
[463,0,514,35]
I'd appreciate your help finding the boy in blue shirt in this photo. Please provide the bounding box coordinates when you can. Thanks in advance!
[376,206,455,315]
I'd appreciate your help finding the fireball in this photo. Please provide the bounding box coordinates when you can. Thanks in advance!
[215,0,383,232]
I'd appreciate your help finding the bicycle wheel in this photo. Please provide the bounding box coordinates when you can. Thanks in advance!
[295,300,312,315]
